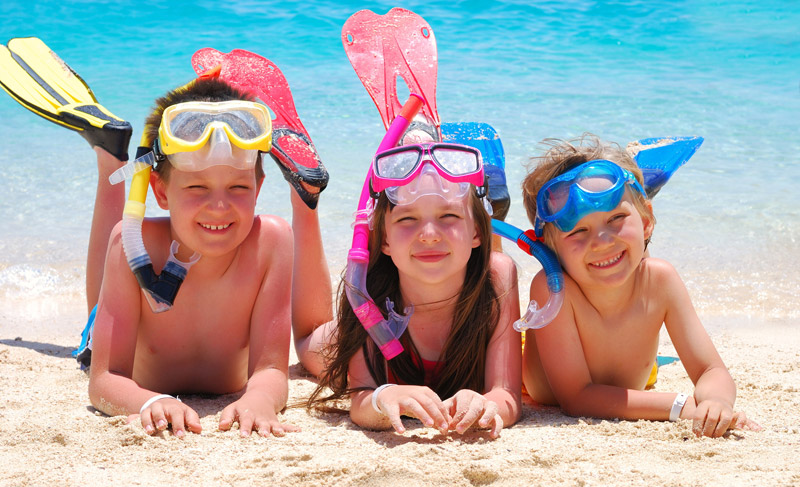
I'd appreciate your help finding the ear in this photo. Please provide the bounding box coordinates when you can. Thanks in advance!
[642,200,655,240]
[381,238,391,256]
[472,223,481,249]
[150,172,170,210]
[255,174,265,197]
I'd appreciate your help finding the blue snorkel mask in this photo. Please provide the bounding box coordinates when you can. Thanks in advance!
[534,160,647,237]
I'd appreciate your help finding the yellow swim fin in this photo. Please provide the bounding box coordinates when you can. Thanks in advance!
[0,37,131,160]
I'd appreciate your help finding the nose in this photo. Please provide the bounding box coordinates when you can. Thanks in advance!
[418,220,441,243]
[207,190,230,212]
[590,227,614,250]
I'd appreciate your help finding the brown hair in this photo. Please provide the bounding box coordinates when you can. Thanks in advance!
[308,189,500,411]
[142,78,264,181]
[521,133,655,250]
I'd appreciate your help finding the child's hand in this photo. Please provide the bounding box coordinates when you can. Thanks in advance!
[137,397,202,438]
[686,398,762,437]
[219,393,300,438]
[375,385,451,434]
[443,389,503,438]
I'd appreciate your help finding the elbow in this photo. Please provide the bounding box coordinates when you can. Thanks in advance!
[559,396,590,418]
[87,379,104,413]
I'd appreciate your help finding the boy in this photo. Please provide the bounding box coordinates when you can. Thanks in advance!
[88,78,301,438]
[520,135,760,438]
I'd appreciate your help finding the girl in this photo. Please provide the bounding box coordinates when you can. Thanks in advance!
[299,143,521,438]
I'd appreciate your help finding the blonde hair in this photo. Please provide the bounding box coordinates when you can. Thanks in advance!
[521,133,655,250]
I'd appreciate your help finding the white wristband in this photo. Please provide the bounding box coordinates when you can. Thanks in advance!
[669,393,688,422]
[371,383,397,415]
[139,394,177,415]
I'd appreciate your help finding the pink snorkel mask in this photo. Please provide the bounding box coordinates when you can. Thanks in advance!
[371,142,485,205]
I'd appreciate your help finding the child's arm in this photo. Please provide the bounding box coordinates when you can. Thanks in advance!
[86,147,125,312]
[348,351,450,435]
[530,264,757,437]
[218,216,299,437]
[658,259,760,436]
[88,224,201,438]
[529,271,694,420]
[444,252,522,438]
[288,189,334,377]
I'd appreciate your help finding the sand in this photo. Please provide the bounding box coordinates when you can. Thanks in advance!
[1,304,799,487]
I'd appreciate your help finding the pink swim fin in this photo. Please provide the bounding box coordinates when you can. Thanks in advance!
[342,8,440,140]
[191,48,328,209]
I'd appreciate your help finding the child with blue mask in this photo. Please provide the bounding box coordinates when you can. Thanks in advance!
[521,134,761,438]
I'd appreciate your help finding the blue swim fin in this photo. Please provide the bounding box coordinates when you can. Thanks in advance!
[441,122,510,220]
[630,136,704,198]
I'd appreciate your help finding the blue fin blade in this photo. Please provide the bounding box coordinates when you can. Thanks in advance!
[630,136,704,198]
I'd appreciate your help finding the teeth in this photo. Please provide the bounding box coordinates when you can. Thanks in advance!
[592,253,622,268]
[201,223,230,231]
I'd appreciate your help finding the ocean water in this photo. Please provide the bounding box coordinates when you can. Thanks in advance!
[0,0,798,326]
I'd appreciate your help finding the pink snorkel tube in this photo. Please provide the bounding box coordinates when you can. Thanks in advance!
[346,94,424,360]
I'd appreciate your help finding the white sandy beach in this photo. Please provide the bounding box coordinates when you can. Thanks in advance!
[1,297,798,487]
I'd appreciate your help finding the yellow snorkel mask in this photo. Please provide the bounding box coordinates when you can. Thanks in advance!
[155,100,272,171]
[109,97,273,313]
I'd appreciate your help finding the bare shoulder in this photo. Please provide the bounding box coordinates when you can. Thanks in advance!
[246,215,292,249]
[641,257,682,285]
[490,251,518,292]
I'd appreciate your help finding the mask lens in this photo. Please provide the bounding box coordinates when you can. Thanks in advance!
[431,147,479,175]
[542,180,572,216]
[575,166,617,193]
[375,149,421,179]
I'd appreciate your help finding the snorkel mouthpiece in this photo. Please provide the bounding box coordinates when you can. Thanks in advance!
[111,145,200,313]
[491,219,564,330]
[129,242,198,312]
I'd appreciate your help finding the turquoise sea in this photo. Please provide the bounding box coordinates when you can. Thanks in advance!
[0,1,798,328]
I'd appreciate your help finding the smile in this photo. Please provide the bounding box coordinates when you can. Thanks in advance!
[413,251,448,262]
[200,223,231,231]
[590,251,623,268]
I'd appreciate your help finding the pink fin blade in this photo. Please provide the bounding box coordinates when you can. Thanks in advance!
[342,8,439,132]
[190,47,328,209]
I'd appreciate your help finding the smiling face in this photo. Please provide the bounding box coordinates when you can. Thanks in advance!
[380,193,481,289]
[151,164,262,259]
[552,191,653,290]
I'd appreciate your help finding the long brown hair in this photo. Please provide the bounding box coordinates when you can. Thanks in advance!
[308,189,500,411]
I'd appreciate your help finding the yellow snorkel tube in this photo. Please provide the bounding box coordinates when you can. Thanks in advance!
[109,138,200,313]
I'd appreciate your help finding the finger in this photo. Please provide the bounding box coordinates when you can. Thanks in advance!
[238,410,255,438]
[454,397,484,434]
[744,419,763,432]
[150,402,169,432]
[168,409,187,439]
[185,407,203,434]
[691,405,707,437]
[383,403,406,434]
[713,411,733,438]
[401,399,437,430]
[139,411,156,435]
[490,414,504,439]
[257,419,284,438]
[218,404,236,431]
[478,401,499,429]
[281,422,301,433]
[419,395,449,432]
[703,406,723,438]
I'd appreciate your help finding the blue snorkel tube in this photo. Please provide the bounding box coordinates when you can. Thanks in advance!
[492,219,564,331]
